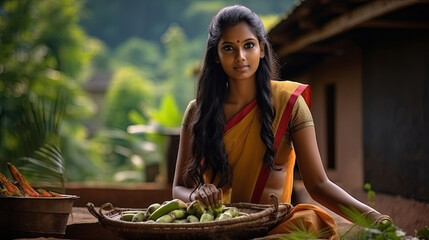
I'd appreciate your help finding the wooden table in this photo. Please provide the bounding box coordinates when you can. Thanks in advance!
[12,206,352,240]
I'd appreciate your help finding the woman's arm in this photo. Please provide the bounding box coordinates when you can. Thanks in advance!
[172,101,197,202]
[292,126,389,223]
[172,101,223,207]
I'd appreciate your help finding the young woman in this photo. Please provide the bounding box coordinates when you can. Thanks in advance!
[172,5,391,239]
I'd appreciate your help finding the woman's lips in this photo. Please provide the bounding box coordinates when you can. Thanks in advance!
[234,65,249,72]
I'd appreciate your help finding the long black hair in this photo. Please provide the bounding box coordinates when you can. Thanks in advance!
[187,5,279,188]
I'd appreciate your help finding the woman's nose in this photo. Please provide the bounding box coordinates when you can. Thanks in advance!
[235,49,245,62]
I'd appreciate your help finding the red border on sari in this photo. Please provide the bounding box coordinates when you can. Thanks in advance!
[224,99,257,133]
[250,84,310,203]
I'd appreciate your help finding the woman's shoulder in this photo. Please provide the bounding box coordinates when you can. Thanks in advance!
[185,99,197,115]
[270,80,311,109]
[182,99,197,128]
[270,80,307,97]
[270,80,305,91]
[187,99,197,108]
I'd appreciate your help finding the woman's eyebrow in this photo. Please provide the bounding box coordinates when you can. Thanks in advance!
[242,38,256,42]
[221,41,234,45]
[221,38,256,45]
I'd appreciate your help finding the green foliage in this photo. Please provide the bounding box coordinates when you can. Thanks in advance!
[260,14,281,32]
[340,206,374,230]
[150,94,182,128]
[161,24,188,75]
[278,210,424,240]
[1,0,99,82]
[34,0,96,81]
[101,66,154,129]
[89,127,160,182]
[98,66,160,181]
[340,206,408,240]
[124,94,183,183]
[364,182,376,207]
[159,24,195,111]
[90,40,112,72]
[182,1,225,36]
[416,226,429,240]
[280,220,331,240]
[97,130,132,170]
[113,37,162,70]
[0,0,99,179]
[183,1,225,18]
[15,94,68,192]
[344,221,406,240]
[60,123,108,182]
[1,0,296,183]
[79,0,294,48]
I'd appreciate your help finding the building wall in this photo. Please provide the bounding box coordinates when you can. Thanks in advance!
[285,29,429,201]
[293,46,364,191]
[361,30,429,201]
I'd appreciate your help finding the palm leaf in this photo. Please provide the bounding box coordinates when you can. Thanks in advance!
[14,93,68,192]
[279,219,331,240]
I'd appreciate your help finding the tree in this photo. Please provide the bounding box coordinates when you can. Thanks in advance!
[159,24,196,112]
[113,37,162,69]
[0,0,101,182]
[102,66,154,129]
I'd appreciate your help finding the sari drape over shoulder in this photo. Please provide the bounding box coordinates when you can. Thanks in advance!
[206,80,339,239]
[221,80,310,204]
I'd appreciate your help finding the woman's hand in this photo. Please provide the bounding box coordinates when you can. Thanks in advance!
[193,184,223,208]
[366,211,393,225]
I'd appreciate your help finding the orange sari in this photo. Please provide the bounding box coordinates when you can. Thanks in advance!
[206,80,339,239]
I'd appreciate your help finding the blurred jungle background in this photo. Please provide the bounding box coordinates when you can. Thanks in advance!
[0,0,294,185]
[2,0,428,236]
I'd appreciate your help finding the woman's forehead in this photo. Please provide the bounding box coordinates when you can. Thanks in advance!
[219,22,257,42]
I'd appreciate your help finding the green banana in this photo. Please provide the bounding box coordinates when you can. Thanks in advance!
[173,219,188,223]
[199,211,214,222]
[147,199,187,221]
[132,212,146,222]
[121,213,136,221]
[187,200,226,219]
[169,209,187,220]
[156,214,175,223]
[186,200,198,215]
[120,199,235,223]
[186,200,206,218]
[223,207,239,218]
[212,204,225,217]
[147,203,161,214]
[187,215,199,223]
[186,200,206,216]
[154,209,187,223]
[217,212,232,221]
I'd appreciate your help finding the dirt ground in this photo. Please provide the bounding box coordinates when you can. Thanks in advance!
[293,181,429,236]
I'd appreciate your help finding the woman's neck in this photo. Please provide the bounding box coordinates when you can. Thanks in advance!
[226,78,257,106]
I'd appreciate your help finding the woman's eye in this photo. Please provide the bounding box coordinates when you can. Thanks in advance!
[223,45,233,51]
[245,43,255,48]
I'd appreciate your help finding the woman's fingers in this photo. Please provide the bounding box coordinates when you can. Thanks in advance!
[195,190,209,207]
[195,184,220,208]
[208,184,219,207]
[217,188,223,207]
[201,185,216,207]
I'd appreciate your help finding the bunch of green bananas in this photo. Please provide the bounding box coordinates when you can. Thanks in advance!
[120,199,246,223]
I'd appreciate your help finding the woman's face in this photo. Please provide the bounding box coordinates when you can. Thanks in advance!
[217,21,265,83]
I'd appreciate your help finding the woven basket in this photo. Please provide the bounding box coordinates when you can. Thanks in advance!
[87,194,292,240]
